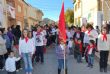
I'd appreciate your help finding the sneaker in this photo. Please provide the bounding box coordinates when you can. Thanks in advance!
[19,68,23,70]
[100,68,103,72]
[87,65,90,67]
[104,68,107,73]
[16,69,19,72]
[90,66,93,68]
[1,69,4,71]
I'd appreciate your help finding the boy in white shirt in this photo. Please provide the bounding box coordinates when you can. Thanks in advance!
[68,38,74,55]
[5,51,21,74]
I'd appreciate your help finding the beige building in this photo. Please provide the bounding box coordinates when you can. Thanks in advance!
[23,1,29,28]
[74,0,110,29]
[27,5,43,29]
[74,0,81,26]
[102,0,110,21]
[23,1,43,29]
[27,5,38,28]
[0,0,43,29]
[0,0,8,28]
[36,9,44,22]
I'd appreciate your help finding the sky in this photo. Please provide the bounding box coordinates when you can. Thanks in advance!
[25,0,73,21]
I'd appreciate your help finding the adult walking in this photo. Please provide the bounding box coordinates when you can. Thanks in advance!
[98,27,110,73]
[19,29,35,74]
[0,28,7,70]
[83,24,98,62]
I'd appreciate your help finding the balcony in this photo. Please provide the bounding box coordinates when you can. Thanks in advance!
[7,4,15,19]
[6,0,15,7]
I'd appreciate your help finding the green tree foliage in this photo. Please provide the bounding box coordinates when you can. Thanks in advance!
[65,8,74,27]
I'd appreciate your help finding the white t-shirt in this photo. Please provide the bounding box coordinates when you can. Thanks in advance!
[33,31,44,46]
[43,30,47,36]
[5,57,20,72]
[84,29,98,43]
[66,30,72,39]
[51,28,56,35]
[88,48,93,55]
[19,38,35,55]
[70,30,75,37]
[98,34,110,51]
[60,44,65,50]
[68,40,73,48]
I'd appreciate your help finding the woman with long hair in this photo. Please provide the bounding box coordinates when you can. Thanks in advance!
[19,29,35,74]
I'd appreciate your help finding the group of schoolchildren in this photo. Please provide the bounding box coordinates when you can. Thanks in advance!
[0,23,59,74]
[0,22,110,74]
[56,23,110,74]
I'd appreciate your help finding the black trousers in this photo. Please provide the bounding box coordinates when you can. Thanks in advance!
[16,60,21,69]
[7,71,16,74]
[0,55,4,69]
[35,46,44,63]
[51,35,56,43]
[32,53,36,64]
[7,48,12,53]
[100,51,109,69]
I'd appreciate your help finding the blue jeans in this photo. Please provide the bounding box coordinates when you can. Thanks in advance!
[22,53,33,72]
[77,54,82,63]
[58,59,67,69]
[88,54,94,66]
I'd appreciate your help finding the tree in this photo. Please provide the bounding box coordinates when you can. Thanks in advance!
[65,8,74,27]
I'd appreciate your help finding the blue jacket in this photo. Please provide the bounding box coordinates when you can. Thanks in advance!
[3,34,11,48]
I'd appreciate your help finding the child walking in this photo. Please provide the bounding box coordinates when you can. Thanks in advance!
[12,44,22,72]
[74,38,83,63]
[5,51,21,74]
[67,38,74,55]
[56,39,68,74]
[85,40,96,68]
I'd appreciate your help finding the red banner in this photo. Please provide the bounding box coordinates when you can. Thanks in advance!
[58,2,66,42]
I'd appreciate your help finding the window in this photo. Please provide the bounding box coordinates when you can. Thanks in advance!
[18,5,21,13]
[18,0,21,2]
[78,2,80,8]
[17,21,21,26]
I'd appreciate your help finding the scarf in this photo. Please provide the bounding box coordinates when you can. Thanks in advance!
[36,30,42,36]
[88,30,92,35]
[74,40,82,52]
[87,45,95,54]
[25,37,28,43]
[102,34,107,41]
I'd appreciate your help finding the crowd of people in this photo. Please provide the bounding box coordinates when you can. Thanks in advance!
[0,22,110,74]
[0,23,58,74]
[56,23,110,74]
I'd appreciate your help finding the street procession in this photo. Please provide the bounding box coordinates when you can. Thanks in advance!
[0,0,110,74]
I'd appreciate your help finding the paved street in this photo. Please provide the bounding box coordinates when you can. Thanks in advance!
[0,46,110,74]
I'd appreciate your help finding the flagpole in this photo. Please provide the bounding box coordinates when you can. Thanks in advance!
[64,42,66,74]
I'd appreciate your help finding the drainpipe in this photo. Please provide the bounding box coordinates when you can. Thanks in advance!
[102,0,104,22]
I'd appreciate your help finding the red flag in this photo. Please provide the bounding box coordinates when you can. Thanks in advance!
[58,2,66,42]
